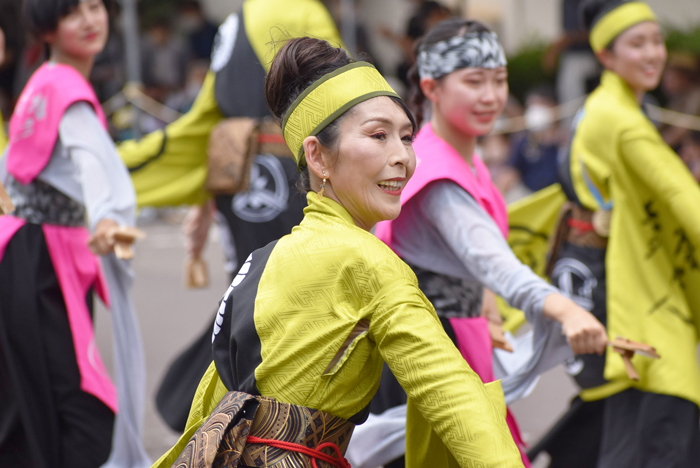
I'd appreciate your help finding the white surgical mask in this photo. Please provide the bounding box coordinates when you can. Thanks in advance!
[524,105,554,133]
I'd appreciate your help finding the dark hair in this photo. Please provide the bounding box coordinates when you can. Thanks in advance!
[407,18,493,127]
[525,84,557,104]
[266,37,416,192]
[580,0,627,31]
[23,0,110,38]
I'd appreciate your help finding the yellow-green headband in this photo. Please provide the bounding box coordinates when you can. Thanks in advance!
[590,2,657,52]
[282,62,400,168]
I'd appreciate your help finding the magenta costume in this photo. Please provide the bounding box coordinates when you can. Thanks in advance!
[375,123,529,466]
[4,62,116,411]
[0,63,149,468]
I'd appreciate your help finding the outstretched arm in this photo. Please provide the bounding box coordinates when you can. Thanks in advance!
[370,280,523,467]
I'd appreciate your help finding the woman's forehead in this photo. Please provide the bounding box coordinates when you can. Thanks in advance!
[618,21,662,41]
[453,66,507,77]
[349,97,411,126]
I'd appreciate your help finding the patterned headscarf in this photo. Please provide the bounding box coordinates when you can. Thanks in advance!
[417,32,507,80]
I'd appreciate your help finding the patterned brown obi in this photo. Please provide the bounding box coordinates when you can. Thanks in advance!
[172,391,355,468]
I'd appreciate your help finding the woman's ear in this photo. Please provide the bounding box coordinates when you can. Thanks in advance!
[302,136,325,180]
[43,32,57,46]
[596,48,615,71]
[420,77,439,104]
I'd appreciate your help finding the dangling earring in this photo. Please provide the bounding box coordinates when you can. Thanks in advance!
[319,171,327,198]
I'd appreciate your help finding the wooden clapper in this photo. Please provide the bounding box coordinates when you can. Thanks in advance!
[185,256,209,289]
[0,181,14,215]
[489,321,514,353]
[609,337,661,381]
[110,226,146,260]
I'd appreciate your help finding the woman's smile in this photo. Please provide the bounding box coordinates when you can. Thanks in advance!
[377,177,406,196]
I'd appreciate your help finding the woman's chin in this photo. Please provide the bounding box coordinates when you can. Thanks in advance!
[376,205,401,222]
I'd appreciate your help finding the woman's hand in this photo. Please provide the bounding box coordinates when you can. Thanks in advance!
[88,218,118,256]
[543,293,608,355]
[480,288,502,325]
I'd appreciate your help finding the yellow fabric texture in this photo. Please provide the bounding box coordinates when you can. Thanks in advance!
[282,62,399,165]
[152,193,523,467]
[244,0,344,72]
[0,109,7,152]
[499,184,567,332]
[117,0,343,207]
[570,70,700,406]
[589,2,657,52]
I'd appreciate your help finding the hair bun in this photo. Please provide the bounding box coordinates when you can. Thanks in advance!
[265,37,351,120]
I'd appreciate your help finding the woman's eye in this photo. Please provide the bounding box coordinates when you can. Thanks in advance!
[371,132,387,141]
[402,134,414,144]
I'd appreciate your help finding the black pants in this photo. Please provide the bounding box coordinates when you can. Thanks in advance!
[598,389,700,468]
[0,224,114,468]
[530,390,700,468]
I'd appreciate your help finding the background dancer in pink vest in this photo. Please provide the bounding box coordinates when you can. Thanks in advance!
[0,1,149,467]
[369,18,608,468]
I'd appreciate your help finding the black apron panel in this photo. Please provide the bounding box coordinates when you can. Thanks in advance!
[214,10,270,119]
[0,224,113,468]
[213,240,278,394]
[550,243,608,389]
[215,154,306,269]
[155,316,216,432]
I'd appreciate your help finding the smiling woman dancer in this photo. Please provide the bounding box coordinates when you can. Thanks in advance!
[531,1,700,466]
[152,37,524,468]
[0,0,149,467]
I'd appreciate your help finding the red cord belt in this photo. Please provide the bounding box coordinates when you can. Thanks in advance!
[246,435,351,468]
[567,217,595,234]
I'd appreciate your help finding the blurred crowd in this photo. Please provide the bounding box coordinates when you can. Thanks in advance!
[0,0,699,199]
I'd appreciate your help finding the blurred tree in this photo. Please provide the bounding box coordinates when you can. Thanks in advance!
[507,43,556,105]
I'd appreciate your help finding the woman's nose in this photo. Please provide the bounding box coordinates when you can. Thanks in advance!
[481,83,497,103]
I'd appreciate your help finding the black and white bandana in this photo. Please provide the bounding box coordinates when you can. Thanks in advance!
[417,32,507,80]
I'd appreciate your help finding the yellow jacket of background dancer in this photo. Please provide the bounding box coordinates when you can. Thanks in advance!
[0,109,7,152]
[152,193,523,468]
[570,70,700,406]
[507,70,700,407]
[118,0,343,207]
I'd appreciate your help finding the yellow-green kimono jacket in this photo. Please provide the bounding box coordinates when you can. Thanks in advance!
[507,71,700,407]
[153,193,523,468]
[118,0,343,207]
[0,109,6,152]
[570,71,700,405]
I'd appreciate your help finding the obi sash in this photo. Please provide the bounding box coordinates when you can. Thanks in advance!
[173,391,355,468]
